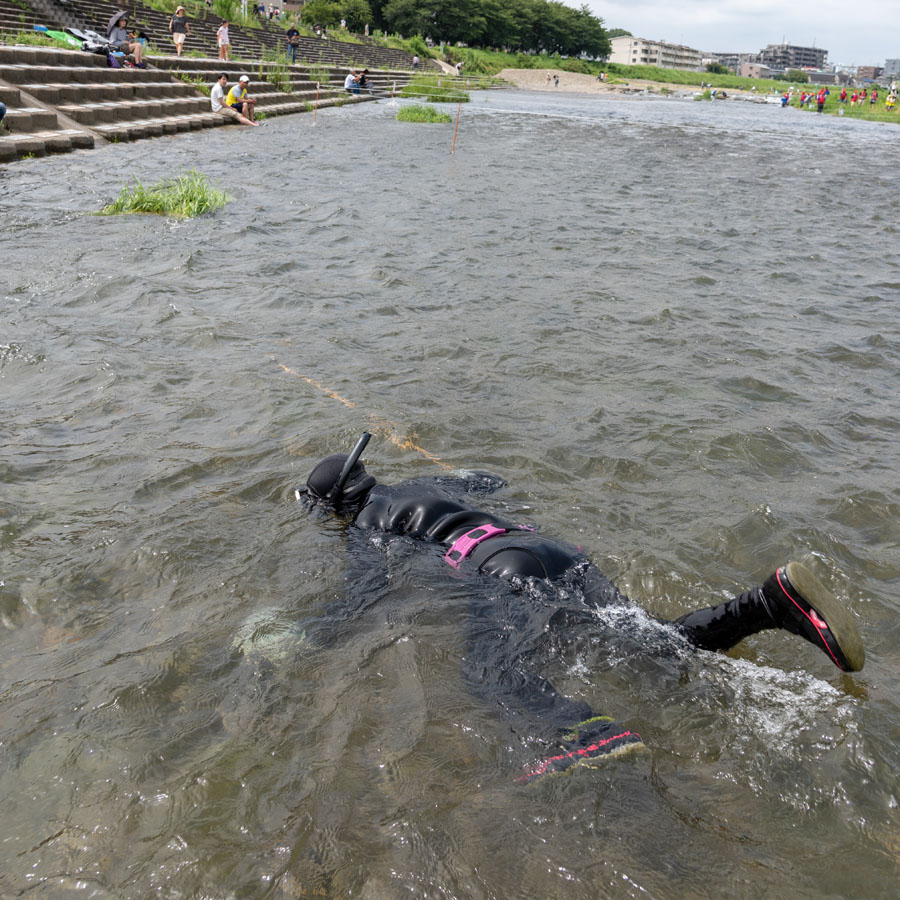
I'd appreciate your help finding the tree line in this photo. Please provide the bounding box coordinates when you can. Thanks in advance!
[300,0,611,58]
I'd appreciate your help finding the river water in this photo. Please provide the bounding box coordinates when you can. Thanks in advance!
[2,89,899,899]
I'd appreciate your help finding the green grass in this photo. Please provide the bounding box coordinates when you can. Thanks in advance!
[413,45,815,94]
[261,51,293,92]
[176,73,212,95]
[396,104,452,123]
[0,29,60,48]
[309,66,331,84]
[99,171,227,219]
[399,75,469,103]
[368,31,434,59]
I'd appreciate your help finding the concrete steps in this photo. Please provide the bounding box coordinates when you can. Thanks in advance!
[0,28,422,163]
[28,0,421,70]
[92,111,224,142]
[0,48,98,159]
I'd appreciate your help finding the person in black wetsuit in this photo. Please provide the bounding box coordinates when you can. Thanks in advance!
[297,434,865,783]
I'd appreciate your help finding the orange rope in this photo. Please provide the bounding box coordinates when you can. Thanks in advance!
[276,360,452,469]
[451,101,461,154]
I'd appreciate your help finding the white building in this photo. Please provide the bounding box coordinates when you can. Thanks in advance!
[884,59,900,77]
[609,36,703,71]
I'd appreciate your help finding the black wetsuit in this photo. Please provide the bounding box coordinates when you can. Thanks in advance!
[353,476,627,609]
[333,474,652,779]
[301,461,849,780]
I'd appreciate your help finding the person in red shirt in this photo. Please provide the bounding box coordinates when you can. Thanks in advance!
[840,87,847,103]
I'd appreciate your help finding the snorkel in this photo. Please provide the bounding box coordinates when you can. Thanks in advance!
[296,432,376,512]
[328,431,371,507]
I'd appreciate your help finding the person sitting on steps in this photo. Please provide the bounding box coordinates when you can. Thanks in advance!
[210,73,258,126]
[107,15,144,67]
[225,75,257,122]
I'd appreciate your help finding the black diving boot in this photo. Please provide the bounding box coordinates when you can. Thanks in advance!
[760,562,865,672]
[674,586,776,653]
[675,561,864,672]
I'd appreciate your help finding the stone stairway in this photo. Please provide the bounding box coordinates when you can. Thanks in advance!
[151,55,416,115]
[0,41,422,162]
[26,0,425,71]
[0,0,45,35]
[0,44,228,157]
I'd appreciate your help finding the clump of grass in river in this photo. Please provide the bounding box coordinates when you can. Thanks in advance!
[99,170,227,218]
[396,104,452,123]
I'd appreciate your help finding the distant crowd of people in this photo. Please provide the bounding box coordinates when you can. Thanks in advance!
[779,83,899,113]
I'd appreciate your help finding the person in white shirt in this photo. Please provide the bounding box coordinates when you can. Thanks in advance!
[217,20,230,61]
[210,73,258,126]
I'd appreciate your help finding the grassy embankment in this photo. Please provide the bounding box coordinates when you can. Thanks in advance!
[0,29,59,47]
[399,75,469,103]
[99,171,227,218]
[413,44,854,94]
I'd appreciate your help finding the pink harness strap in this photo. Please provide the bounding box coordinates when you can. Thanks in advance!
[444,524,508,568]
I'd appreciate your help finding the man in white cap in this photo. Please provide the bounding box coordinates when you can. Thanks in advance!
[210,73,258,126]
[225,74,257,121]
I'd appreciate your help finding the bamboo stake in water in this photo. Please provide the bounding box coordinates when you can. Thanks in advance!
[314,82,319,125]
[451,102,461,154]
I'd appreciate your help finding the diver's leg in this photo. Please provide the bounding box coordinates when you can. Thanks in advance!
[674,561,864,672]
[463,593,644,784]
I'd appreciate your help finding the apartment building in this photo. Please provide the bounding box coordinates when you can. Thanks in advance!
[757,43,828,69]
[609,36,703,71]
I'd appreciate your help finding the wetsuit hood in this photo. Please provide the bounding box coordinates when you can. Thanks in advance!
[303,453,377,511]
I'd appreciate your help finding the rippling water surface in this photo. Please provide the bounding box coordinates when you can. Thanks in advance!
[2,90,899,899]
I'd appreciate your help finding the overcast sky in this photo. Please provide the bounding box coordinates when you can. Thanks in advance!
[586,1,897,67]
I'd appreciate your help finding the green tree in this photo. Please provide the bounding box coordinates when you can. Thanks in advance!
[302,0,342,26]
[786,68,809,83]
[341,0,373,31]
[381,0,608,56]
[706,62,728,74]
[606,28,630,38]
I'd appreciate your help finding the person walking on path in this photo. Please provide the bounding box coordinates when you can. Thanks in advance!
[169,5,191,57]
[216,20,230,61]
[286,23,300,63]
